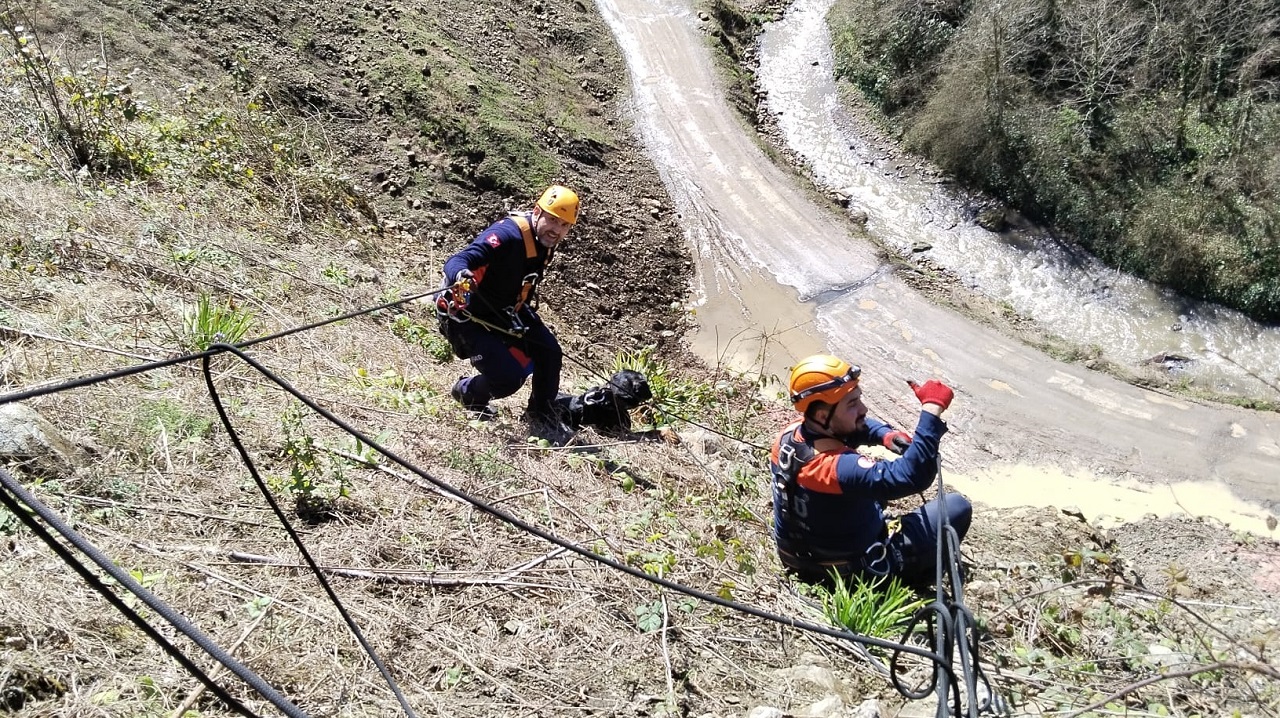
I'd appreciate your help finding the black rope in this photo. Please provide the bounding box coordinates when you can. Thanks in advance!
[202,342,954,669]
[0,290,445,716]
[200,352,419,718]
[915,461,1007,717]
[415,286,1010,713]
[430,292,997,708]
[0,468,304,718]
[0,288,973,706]
[0,289,439,407]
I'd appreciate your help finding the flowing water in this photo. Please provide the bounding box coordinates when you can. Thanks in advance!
[756,0,1280,402]
[593,0,1280,532]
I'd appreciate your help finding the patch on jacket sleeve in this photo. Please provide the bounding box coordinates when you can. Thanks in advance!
[857,454,877,469]
[484,233,501,247]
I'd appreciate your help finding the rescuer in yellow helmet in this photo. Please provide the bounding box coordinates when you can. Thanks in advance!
[436,185,581,443]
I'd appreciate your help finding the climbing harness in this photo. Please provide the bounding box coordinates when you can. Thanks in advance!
[772,423,905,579]
[435,214,548,349]
[769,422,816,551]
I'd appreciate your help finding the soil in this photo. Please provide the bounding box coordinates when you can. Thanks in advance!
[1,0,1278,715]
[38,0,693,354]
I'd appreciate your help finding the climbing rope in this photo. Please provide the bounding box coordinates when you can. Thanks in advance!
[0,287,1003,715]
[434,283,1008,715]
[0,468,296,718]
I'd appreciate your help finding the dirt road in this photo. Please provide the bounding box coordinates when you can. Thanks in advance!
[594,0,1280,519]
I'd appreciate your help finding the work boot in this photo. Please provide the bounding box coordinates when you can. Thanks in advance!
[451,378,496,421]
[524,401,574,446]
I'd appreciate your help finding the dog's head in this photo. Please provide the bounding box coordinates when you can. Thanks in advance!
[606,369,652,409]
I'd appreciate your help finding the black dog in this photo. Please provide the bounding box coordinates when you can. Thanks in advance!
[554,370,653,432]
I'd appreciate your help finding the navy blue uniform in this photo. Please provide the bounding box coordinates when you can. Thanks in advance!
[769,411,971,584]
[441,212,562,413]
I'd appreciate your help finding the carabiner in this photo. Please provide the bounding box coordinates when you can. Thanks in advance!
[863,541,891,577]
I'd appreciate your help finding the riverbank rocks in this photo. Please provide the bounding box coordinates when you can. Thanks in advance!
[975,207,1008,232]
[1143,353,1193,372]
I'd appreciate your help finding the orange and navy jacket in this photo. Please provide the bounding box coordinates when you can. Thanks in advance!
[769,412,947,561]
[442,212,550,325]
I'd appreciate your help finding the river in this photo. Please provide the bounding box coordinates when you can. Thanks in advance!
[755,0,1280,402]
[593,0,1280,531]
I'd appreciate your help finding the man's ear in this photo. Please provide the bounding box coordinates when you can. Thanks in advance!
[805,402,831,425]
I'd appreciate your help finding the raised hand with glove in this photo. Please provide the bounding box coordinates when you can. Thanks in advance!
[907,378,954,415]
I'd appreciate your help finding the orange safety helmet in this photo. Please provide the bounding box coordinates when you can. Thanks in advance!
[536,185,579,225]
[788,354,862,414]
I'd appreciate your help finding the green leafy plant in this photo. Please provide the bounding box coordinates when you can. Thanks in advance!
[635,600,663,632]
[390,314,453,363]
[612,346,717,429]
[276,403,351,520]
[321,262,351,286]
[183,293,254,350]
[244,595,273,618]
[440,665,466,689]
[346,430,392,465]
[0,507,22,536]
[351,367,432,411]
[1059,544,1114,581]
[817,572,927,639]
[122,568,164,611]
[442,446,506,480]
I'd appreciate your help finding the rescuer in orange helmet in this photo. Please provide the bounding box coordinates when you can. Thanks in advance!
[768,354,972,586]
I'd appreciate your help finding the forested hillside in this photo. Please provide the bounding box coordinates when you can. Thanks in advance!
[829,0,1280,321]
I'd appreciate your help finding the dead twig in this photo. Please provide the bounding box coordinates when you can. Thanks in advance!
[497,546,570,581]
[62,493,300,531]
[168,602,272,718]
[1064,660,1280,717]
[115,537,325,622]
[0,324,161,361]
[224,550,584,590]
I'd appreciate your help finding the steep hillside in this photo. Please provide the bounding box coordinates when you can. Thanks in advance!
[1,0,1278,716]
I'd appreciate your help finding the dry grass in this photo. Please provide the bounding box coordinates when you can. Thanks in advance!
[4,1,1280,716]
[0,122,853,715]
[4,163,1278,713]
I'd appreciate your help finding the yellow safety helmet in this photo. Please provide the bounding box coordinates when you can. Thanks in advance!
[789,354,861,414]
[536,185,579,225]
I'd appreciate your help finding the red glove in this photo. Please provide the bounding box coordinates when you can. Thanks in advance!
[882,431,912,455]
[908,379,954,410]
